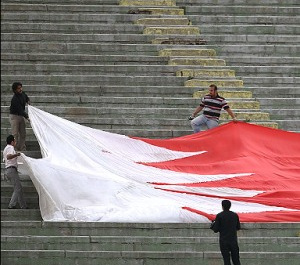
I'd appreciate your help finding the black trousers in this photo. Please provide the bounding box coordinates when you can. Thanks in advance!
[219,240,241,265]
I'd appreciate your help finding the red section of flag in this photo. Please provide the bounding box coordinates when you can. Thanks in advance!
[133,122,300,222]
[183,206,300,222]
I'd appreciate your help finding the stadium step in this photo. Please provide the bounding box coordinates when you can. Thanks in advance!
[135,17,190,25]
[2,220,299,237]
[119,0,177,6]
[185,79,243,87]
[143,26,200,35]
[1,234,299,252]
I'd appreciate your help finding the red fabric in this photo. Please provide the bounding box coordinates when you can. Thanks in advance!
[132,122,300,222]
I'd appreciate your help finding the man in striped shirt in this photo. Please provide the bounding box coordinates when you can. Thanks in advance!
[189,84,236,133]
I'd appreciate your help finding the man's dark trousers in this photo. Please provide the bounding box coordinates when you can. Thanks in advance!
[220,239,241,265]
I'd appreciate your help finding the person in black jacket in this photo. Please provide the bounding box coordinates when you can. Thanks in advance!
[210,200,241,265]
[9,82,30,151]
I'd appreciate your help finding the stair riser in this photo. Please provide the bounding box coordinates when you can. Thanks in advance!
[2,251,300,265]
[2,239,299,252]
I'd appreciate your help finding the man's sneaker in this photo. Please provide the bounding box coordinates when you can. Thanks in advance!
[8,206,17,209]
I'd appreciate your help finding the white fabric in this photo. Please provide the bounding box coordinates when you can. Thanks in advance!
[19,106,294,222]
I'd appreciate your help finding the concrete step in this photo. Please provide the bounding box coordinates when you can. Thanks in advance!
[1,33,158,44]
[1,22,145,33]
[119,0,177,6]
[0,4,181,14]
[256,98,300,108]
[241,77,300,86]
[3,0,297,6]
[159,48,217,57]
[1,12,190,24]
[1,0,121,5]
[1,4,185,15]
[2,34,298,52]
[1,40,300,58]
[1,183,37,196]
[2,221,299,237]
[4,12,299,28]
[193,90,252,98]
[6,63,295,77]
[1,209,42,221]
[199,25,300,35]
[185,79,243,87]
[0,52,170,64]
[178,66,299,77]
[0,96,261,108]
[251,87,300,98]
[143,26,200,35]
[135,18,190,25]
[1,249,299,265]
[4,63,296,77]
[172,56,300,66]
[212,45,299,56]
[0,84,200,97]
[1,38,299,56]
[2,235,299,252]
[187,15,300,25]
[177,69,235,77]
[4,85,298,98]
[0,76,292,91]
[275,120,300,131]
[153,35,300,45]
[184,6,300,16]
[3,33,299,47]
[263,109,300,119]
[0,74,186,86]
[6,64,288,77]
[176,0,299,5]
[169,58,226,66]
[1,197,39,209]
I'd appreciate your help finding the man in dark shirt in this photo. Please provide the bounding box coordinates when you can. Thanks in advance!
[9,82,30,151]
[211,200,241,265]
[189,84,236,133]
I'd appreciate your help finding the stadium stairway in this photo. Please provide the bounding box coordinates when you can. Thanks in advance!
[1,0,300,264]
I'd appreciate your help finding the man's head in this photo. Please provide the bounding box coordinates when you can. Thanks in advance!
[6,135,16,145]
[209,84,218,98]
[222,200,231,211]
[12,82,23,94]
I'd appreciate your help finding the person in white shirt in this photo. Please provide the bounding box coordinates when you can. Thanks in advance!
[3,135,28,209]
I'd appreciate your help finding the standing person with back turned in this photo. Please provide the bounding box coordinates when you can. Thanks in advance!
[189,84,236,133]
[3,135,28,209]
[9,82,30,151]
[210,200,241,265]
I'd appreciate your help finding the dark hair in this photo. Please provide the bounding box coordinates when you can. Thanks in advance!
[6,135,15,144]
[12,82,22,92]
[222,200,231,211]
[209,84,218,91]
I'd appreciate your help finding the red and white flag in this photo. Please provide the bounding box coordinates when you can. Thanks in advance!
[20,106,300,222]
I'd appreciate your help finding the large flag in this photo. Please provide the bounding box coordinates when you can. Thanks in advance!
[19,106,300,222]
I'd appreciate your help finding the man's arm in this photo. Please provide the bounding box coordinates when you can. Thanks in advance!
[211,214,220,233]
[7,152,21,160]
[189,105,204,119]
[225,108,236,121]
